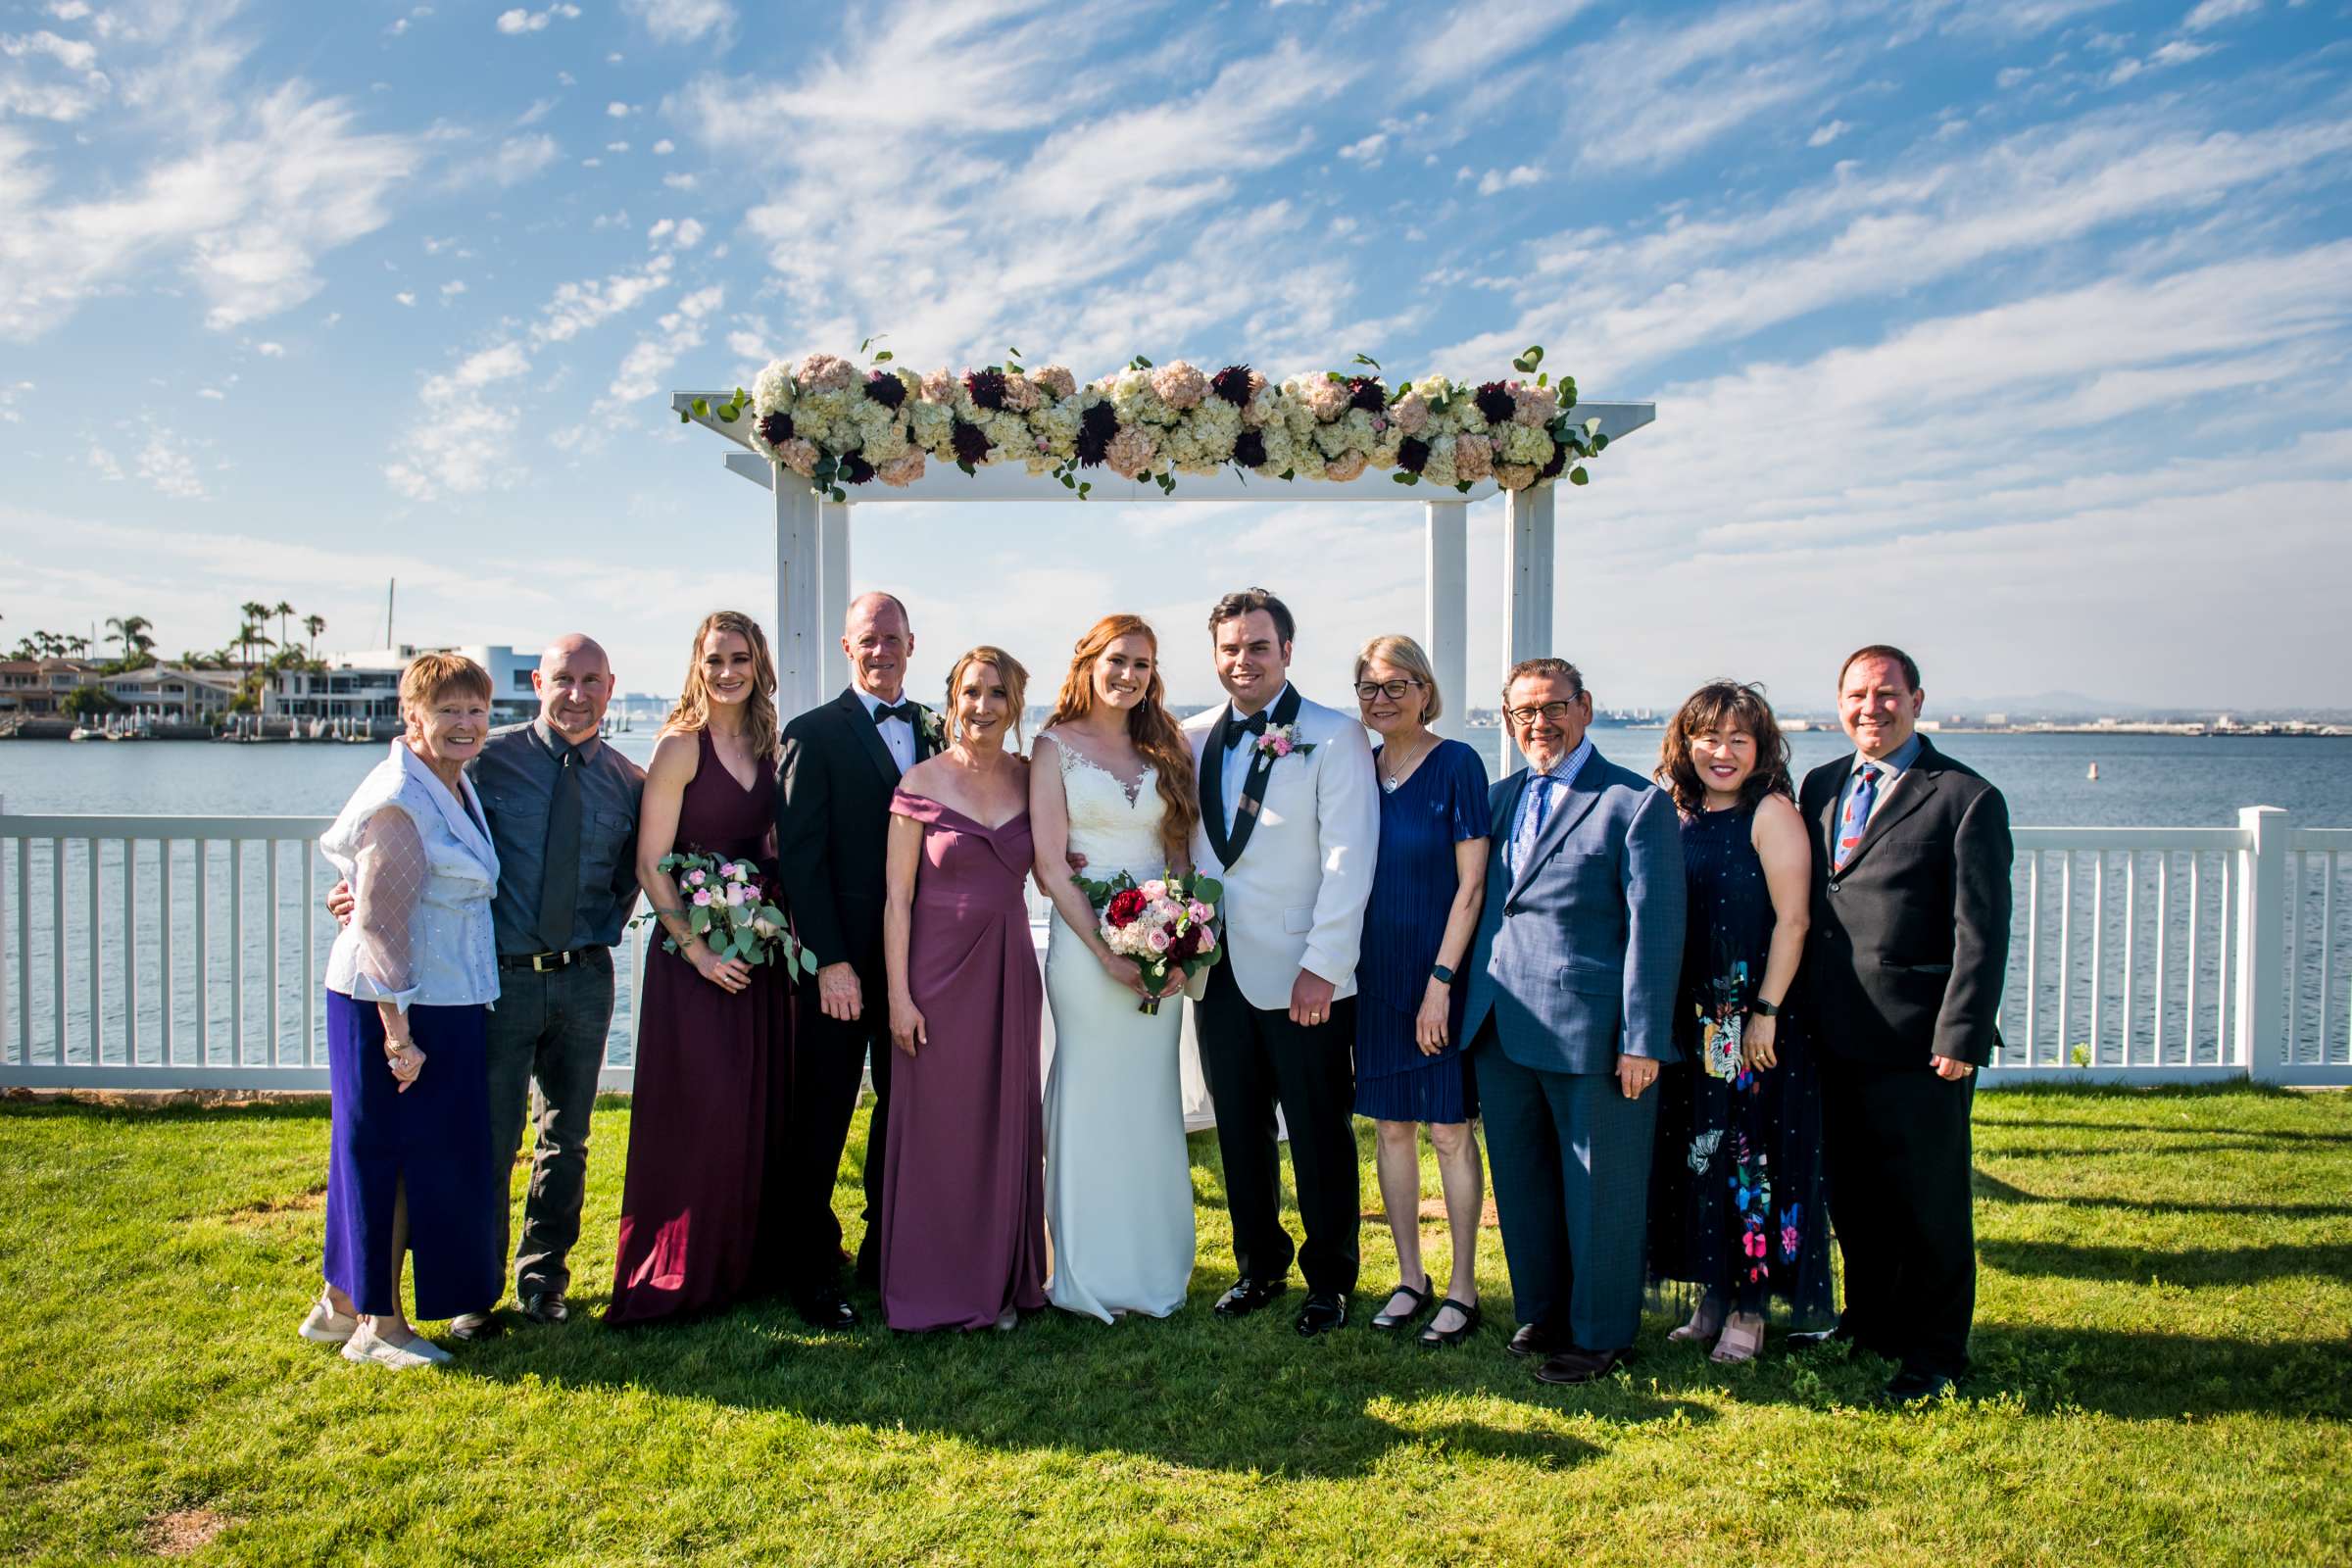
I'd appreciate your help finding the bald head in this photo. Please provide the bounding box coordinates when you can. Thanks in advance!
[842,592,913,702]
[534,632,614,744]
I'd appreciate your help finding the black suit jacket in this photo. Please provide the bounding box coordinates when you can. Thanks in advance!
[775,688,929,976]
[1800,736,2012,1068]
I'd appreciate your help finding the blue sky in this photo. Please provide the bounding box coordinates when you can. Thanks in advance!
[2,0,2347,712]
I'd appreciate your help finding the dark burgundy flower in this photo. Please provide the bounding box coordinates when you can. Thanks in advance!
[950,418,991,467]
[1210,364,1255,407]
[1537,442,1568,480]
[1167,924,1204,962]
[759,411,795,447]
[1232,430,1267,469]
[1348,376,1387,414]
[963,368,1008,411]
[840,453,876,485]
[862,370,906,410]
[1076,401,1118,467]
[1474,380,1516,425]
[1396,436,1431,474]
[1105,888,1148,928]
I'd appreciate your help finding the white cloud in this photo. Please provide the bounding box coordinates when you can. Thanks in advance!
[1401,0,1597,94]
[622,0,737,46]
[648,217,706,250]
[1562,0,1849,173]
[532,255,674,344]
[1808,119,1851,147]
[133,424,207,499]
[256,340,284,357]
[496,5,581,34]
[87,442,123,481]
[1,26,113,120]
[1337,132,1386,166]
[600,284,724,409]
[607,140,630,153]
[661,171,698,190]
[2182,0,2260,30]
[383,342,534,501]
[439,279,467,298]
[450,132,561,188]
[1475,164,1543,195]
[607,101,630,118]
[652,138,675,155]
[395,290,416,307]
[0,377,29,422]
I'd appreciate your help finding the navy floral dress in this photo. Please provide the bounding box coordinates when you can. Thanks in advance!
[1646,801,1835,1325]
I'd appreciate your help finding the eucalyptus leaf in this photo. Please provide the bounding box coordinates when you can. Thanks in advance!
[874,350,894,363]
[1570,466,1589,486]
[691,398,710,416]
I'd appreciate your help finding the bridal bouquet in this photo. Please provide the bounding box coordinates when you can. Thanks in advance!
[1076,868,1223,1015]
[638,851,816,981]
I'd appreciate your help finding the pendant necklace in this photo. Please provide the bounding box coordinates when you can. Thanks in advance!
[1381,734,1429,794]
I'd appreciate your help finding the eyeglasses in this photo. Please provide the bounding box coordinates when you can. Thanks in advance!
[1353,678,1424,702]
[1504,698,1584,728]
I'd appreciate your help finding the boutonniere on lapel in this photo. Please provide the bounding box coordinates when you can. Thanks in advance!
[1250,724,1315,766]
[917,707,947,746]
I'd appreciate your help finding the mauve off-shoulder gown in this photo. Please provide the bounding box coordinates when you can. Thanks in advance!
[877,790,1049,1331]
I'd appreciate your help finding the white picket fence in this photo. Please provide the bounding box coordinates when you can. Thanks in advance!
[0,805,2345,1090]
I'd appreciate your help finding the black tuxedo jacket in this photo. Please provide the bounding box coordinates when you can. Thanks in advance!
[775,688,931,976]
[1799,736,2012,1068]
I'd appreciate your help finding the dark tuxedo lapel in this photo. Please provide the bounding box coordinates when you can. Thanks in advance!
[1812,768,1843,868]
[1209,684,1302,869]
[1506,749,1607,903]
[1491,770,1526,840]
[836,688,903,790]
[1200,710,1235,868]
[1833,740,1942,879]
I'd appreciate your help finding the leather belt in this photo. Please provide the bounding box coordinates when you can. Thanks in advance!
[499,949,596,972]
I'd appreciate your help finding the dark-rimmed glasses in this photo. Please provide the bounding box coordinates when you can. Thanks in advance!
[1354,678,1425,702]
[1504,698,1584,728]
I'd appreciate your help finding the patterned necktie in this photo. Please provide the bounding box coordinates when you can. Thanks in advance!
[535,746,583,953]
[1510,772,1555,875]
[1834,763,1882,870]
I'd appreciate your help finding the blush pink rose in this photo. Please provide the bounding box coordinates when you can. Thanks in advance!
[1146,927,1173,954]
[919,368,958,405]
[1304,378,1351,421]
[692,889,712,906]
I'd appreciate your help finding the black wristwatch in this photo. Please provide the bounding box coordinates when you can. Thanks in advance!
[1750,997,1780,1017]
[1430,963,1455,985]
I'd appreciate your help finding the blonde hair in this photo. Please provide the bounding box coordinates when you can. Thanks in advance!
[1047,614,1198,866]
[944,646,1030,750]
[399,652,492,722]
[1355,633,1444,725]
[664,611,780,760]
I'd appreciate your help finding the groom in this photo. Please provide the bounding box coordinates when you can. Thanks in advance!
[774,590,939,1328]
[1185,588,1379,1336]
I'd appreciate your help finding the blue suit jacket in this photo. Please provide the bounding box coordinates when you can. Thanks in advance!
[1459,747,1688,1076]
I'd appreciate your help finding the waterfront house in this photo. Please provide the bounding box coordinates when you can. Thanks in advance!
[270,645,540,730]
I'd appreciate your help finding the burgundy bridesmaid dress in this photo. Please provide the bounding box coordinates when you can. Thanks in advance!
[877,789,1048,1332]
[607,728,794,1325]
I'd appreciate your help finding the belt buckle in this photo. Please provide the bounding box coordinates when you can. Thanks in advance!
[533,951,566,972]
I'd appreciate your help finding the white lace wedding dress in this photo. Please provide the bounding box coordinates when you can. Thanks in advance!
[1041,735,1197,1321]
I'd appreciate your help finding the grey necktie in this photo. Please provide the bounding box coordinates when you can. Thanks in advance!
[535,746,583,954]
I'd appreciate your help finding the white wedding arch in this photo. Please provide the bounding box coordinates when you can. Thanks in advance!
[667,366,1653,744]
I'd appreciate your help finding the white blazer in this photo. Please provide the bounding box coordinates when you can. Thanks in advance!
[1185,689,1379,1011]
[321,741,502,1009]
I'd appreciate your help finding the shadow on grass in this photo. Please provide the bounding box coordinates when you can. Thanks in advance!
[1981,1118,2352,1144]
[1973,1168,2352,1218]
[444,1298,1712,1478]
[1981,1236,2352,1287]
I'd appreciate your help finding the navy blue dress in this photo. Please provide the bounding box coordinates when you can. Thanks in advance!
[1353,737,1490,1124]
[1645,802,1835,1325]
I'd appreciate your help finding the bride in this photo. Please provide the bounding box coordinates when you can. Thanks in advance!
[1029,613,1200,1320]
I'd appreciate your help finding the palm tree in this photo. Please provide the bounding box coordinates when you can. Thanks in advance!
[106,614,155,667]
[303,612,326,660]
[272,601,295,655]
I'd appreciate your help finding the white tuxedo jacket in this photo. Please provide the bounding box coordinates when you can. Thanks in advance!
[1185,690,1379,1011]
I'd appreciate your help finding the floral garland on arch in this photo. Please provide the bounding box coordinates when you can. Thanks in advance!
[701,344,1609,502]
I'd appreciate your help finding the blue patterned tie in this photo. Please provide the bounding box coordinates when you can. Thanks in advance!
[1834,763,1882,870]
[1511,772,1555,875]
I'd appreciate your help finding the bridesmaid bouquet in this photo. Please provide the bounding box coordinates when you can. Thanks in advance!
[640,851,817,982]
[1077,868,1223,1015]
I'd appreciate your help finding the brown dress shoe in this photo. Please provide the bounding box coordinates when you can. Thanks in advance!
[1533,1346,1629,1385]
[1505,1322,1565,1358]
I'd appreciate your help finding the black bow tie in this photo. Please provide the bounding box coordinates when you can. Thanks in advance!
[873,701,917,727]
[1222,709,1270,750]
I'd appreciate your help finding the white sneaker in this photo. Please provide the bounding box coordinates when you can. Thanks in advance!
[340,1324,451,1369]
[298,1295,358,1346]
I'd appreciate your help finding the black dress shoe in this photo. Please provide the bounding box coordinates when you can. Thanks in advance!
[1295,1293,1348,1337]
[794,1290,860,1331]
[518,1291,568,1325]
[1418,1298,1482,1348]
[1505,1322,1565,1358]
[1212,1277,1290,1318]
[446,1310,503,1342]
[1369,1277,1432,1332]
[1534,1345,1629,1385]
[1881,1368,1957,1406]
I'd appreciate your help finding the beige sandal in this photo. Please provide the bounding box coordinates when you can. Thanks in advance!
[1667,1297,1727,1344]
[1711,1313,1766,1363]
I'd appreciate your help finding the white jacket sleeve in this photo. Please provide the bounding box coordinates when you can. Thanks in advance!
[1299,716,1379,988]
[347,806,425,1011]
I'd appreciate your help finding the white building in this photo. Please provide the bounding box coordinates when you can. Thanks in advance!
[271,645,539,727]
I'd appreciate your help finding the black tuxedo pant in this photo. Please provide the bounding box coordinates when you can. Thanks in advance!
[1196,958,1360,1297]
[1819,1054,1977,1380]
[785,955,895,1296]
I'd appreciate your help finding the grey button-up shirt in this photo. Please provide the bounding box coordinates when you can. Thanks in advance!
[469,719,646,955]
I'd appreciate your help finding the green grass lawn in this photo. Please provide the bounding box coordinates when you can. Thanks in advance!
[3,1086,2348,1566]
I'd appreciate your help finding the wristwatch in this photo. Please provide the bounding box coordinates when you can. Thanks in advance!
[1750,997,1780,1017]
[1430,963,1455,985]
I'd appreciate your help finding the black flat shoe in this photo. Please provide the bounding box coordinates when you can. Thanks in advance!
[1369,1277,1432,1332]
[794,1290,860,1332]
[1880,1369,1957,1406]
[1212,1277,1291,1318]
[517,1291,568,1326]
[1295,1293,1348,1337]
[1417,1298,1482,1347]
